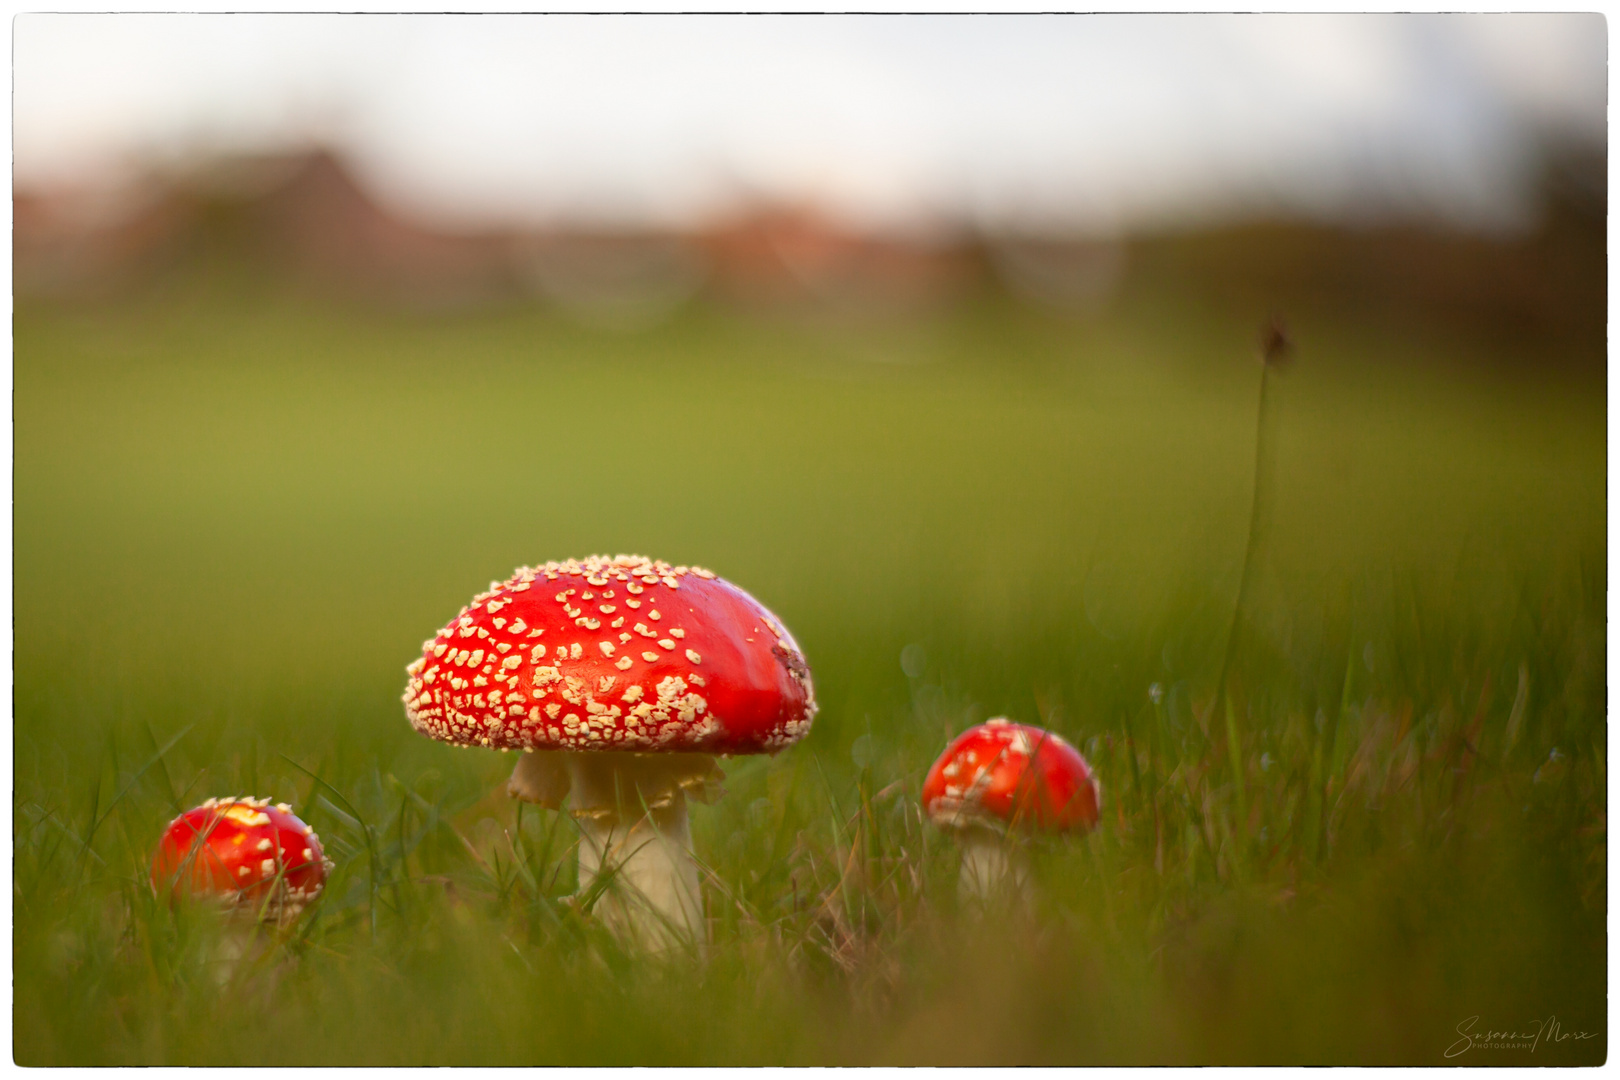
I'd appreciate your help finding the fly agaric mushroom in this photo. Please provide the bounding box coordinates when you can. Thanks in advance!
[403,555,816,946]
[150,797,333,925]
[922,719,1099,903]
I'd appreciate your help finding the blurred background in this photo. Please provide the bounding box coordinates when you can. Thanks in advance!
[14,13,1606,337]
[13,14,1608,1066]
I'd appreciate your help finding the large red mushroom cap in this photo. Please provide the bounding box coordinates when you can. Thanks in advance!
[151,797,332,921]
[403,555,817,756]
[922,720,1100,833]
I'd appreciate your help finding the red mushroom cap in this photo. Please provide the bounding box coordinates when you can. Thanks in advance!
[921,720,1100,833]
[403,555,817,755]
[150,797,332,917]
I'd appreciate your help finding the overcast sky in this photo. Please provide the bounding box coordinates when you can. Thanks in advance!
[14,14,1607,234]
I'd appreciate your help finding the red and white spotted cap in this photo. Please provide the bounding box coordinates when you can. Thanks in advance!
[403,555,817,755]
[921,720,1100,833]
[150,797,333,921]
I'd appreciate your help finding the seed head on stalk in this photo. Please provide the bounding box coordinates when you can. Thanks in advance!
[1211,316,1293,840]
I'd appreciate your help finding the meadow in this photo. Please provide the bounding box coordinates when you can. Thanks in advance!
[13,262,1606,1064]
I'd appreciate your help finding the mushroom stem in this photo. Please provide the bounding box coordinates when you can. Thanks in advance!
[957,827,1031,907]
[208,922,253,987]
[511,750,721,948]
[574,799,703,949]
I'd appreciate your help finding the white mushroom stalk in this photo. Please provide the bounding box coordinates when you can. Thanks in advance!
[510,750,721,948]
[955,823,1032,906]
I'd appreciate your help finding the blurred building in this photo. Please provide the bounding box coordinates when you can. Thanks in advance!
[12,141,1604,355]
[13,149,987,320]
[15,180,193,300]
[17,149,515,307]
[702,207,977,319]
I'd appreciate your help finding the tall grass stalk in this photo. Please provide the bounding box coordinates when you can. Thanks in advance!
[1210,318,1292,840]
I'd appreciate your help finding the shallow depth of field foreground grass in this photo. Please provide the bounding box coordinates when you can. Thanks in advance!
[14,271,1606,1064]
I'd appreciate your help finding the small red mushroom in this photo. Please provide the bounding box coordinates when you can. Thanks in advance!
[151,797,332,924]
[922,719,1099,901]
[403,554,817,945]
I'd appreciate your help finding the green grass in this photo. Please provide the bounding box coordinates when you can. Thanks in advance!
[14,270,1606,1064]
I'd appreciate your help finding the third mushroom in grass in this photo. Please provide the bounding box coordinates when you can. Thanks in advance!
[404,555,817,949]
[150,797,333,983]
[922,719,1100,906]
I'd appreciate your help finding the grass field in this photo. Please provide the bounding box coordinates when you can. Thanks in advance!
[13,266,1606,1064]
